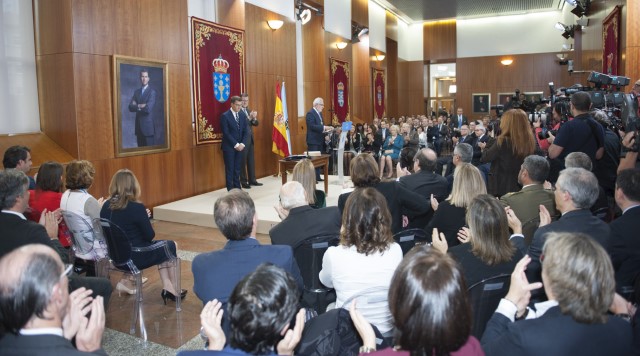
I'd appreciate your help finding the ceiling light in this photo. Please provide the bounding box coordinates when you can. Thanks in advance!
[375,54,385,61]
[358,28,369,37]
[555,22,566,31]
[565,0,577,6]
[267,20,284,30]
[298,9,311,24]
[501,59,513,66]
[449,85,457,94]
[335,41,347,50]
[352,25,369,43]
[555,23,576,38]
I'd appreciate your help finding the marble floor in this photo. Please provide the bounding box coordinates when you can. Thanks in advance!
[102,220,272,355]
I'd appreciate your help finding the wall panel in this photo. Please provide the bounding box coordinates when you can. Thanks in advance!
[397,61,425,116]
[423,20,456,61]
[386,39,398,119]
[352,0,368,27]
[72,0,116,56]
[33,0,73,55]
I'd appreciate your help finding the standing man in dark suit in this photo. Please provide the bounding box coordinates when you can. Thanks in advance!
[609,169,640,292]
[398,148,448,229]
[220,96,248,191]
[472,123,490,166]
[192,189,303,305]
[0,244,107,355]
[306,97,332,181]
[239,93,262,189]
[452,107,468,131]
[128,69,157,147]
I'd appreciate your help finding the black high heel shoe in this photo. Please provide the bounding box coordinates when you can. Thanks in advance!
[161,289,188,304]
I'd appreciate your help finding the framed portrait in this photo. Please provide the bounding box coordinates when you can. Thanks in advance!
[524,92,544,103]
[498,93,513,106]
[472,93,490,114]
[112,55,170,157]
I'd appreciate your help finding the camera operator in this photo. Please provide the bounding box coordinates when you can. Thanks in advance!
[591,110,621,198]
[547,92,604,161]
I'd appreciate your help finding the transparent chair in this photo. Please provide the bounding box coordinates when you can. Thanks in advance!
[61,210,110,278]
[392,228,429,255]
[95,218,182,342]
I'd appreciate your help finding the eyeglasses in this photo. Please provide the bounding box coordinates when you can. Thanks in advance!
[60,263,73,279]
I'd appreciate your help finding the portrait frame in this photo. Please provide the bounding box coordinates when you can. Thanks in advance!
[524,92,544,103]
[112,55,170,157]
[498,93,513,106]
[472,93,490,114]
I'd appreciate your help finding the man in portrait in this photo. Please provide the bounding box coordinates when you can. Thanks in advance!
[128,69,157,147]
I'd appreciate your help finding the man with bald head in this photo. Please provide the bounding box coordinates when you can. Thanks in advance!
[398,148,448,229]
[269,181,341,247]
[0,244,106,355]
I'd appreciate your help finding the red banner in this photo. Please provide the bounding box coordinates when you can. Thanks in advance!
[372,68,385,120]
[191,17,245,145]
[602,6,621,76]
[330,58,350,124]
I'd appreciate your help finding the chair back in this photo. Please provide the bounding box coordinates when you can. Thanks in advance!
[341,285,393,336]
[293,234,340,291]
[467,273,511,339]
[521,216,540,246]
[61,210,107,260]
[392,228,428,255]
[95,218,136,271]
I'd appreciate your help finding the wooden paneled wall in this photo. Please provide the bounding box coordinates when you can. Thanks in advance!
[32,0,298,207]
[423,20,457,62]
[456,53,576,121]
[397,60,425,116]
[386,38,398,118]
[579,0,626,78]
[627,0,640,82]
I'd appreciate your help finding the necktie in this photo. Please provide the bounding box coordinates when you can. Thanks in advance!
[234,112,239,130]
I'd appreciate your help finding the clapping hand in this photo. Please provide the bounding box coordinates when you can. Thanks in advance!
[349,300,376,350]
[538,204,552,227]
[276,308,306,355]
[505,207,522,234]
[457,226,471,244]
[430,194,439,211]
[62,287,94,340]
[201,299,226,351]
[75,296,105,352]
[431,228,448,253]
[504,256,543,319]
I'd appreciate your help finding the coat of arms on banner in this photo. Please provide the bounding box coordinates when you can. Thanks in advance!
[377,85,382,105]
[337,82,345,107]
[212,55,230,103]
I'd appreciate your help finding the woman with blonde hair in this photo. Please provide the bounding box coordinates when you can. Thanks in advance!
[432,194,523,286]
[100,169,186,303]
[480,109,536,196]
[426,163,486,247]
[292,159,325,208]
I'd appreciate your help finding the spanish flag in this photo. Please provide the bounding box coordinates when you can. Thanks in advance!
[272,82,291,157]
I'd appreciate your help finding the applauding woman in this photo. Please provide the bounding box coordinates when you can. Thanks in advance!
[100,169,186,304]
[379,124,404,178]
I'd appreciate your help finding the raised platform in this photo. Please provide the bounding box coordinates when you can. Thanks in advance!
[153,175,349,235]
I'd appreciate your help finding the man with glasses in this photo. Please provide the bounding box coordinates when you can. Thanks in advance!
[0,244,107,355]
[305,97,332,181]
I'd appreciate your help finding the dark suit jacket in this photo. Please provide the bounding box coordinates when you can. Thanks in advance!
[128,86,156,136]
[220,109,248,152]
[452,115,468,130]
[338,182,429,234]
[425,201,466,248]
[449,242,523,287]
[609,206,640,289]
[481,306,632,356]
[269,206,341,247]
[240,107,258,144]
[460,134,476,147]
[0,212,53,259]
[526,209,610,284]
[306,108,325,147]
[398,170,448,229]
[192,238,304,305]
[0,333,108,355]
[472,134,491,166]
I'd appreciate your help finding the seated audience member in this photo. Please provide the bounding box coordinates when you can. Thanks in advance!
[3,145,35,189]
[180,264,307,356]
[0,244,107,355]
[362,125,381,160]
[564,151,609,219]
[0,169,112,309]
[379,124,403,178]
[481,233,632,355]
[427,163,486,247]
[524,168,610,287]
[270,181,341,247]
[500,155,558,243]
[444,142,473,193]
[351,246,484,355]
[338,154,428,234]
[398,148,448,229]
[100,169,186,304]
[344,125,362,175]
[400,123,419,152]
[27,161,72,247]
[480,109,536,197]
[192,189,303,305]
[320,188,403,335]
[471,123,491,166]
[432,194,523,287]
[292,159,325,209]
[609,169,640,293]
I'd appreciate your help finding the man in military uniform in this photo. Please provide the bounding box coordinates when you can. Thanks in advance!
[500,155,558,244]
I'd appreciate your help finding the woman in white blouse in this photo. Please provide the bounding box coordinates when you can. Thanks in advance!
[319,187,403,335]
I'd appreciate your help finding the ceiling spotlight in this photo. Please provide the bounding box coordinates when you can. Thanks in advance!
[562,43,574,51]
[569,0,590,17]
[565,0,577,6]
[555,22,566,31]
[296,1,320,25]
[555,22,576,39]
[297,8,311,24]
[351,25,369,43]
[358,28,369,37]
